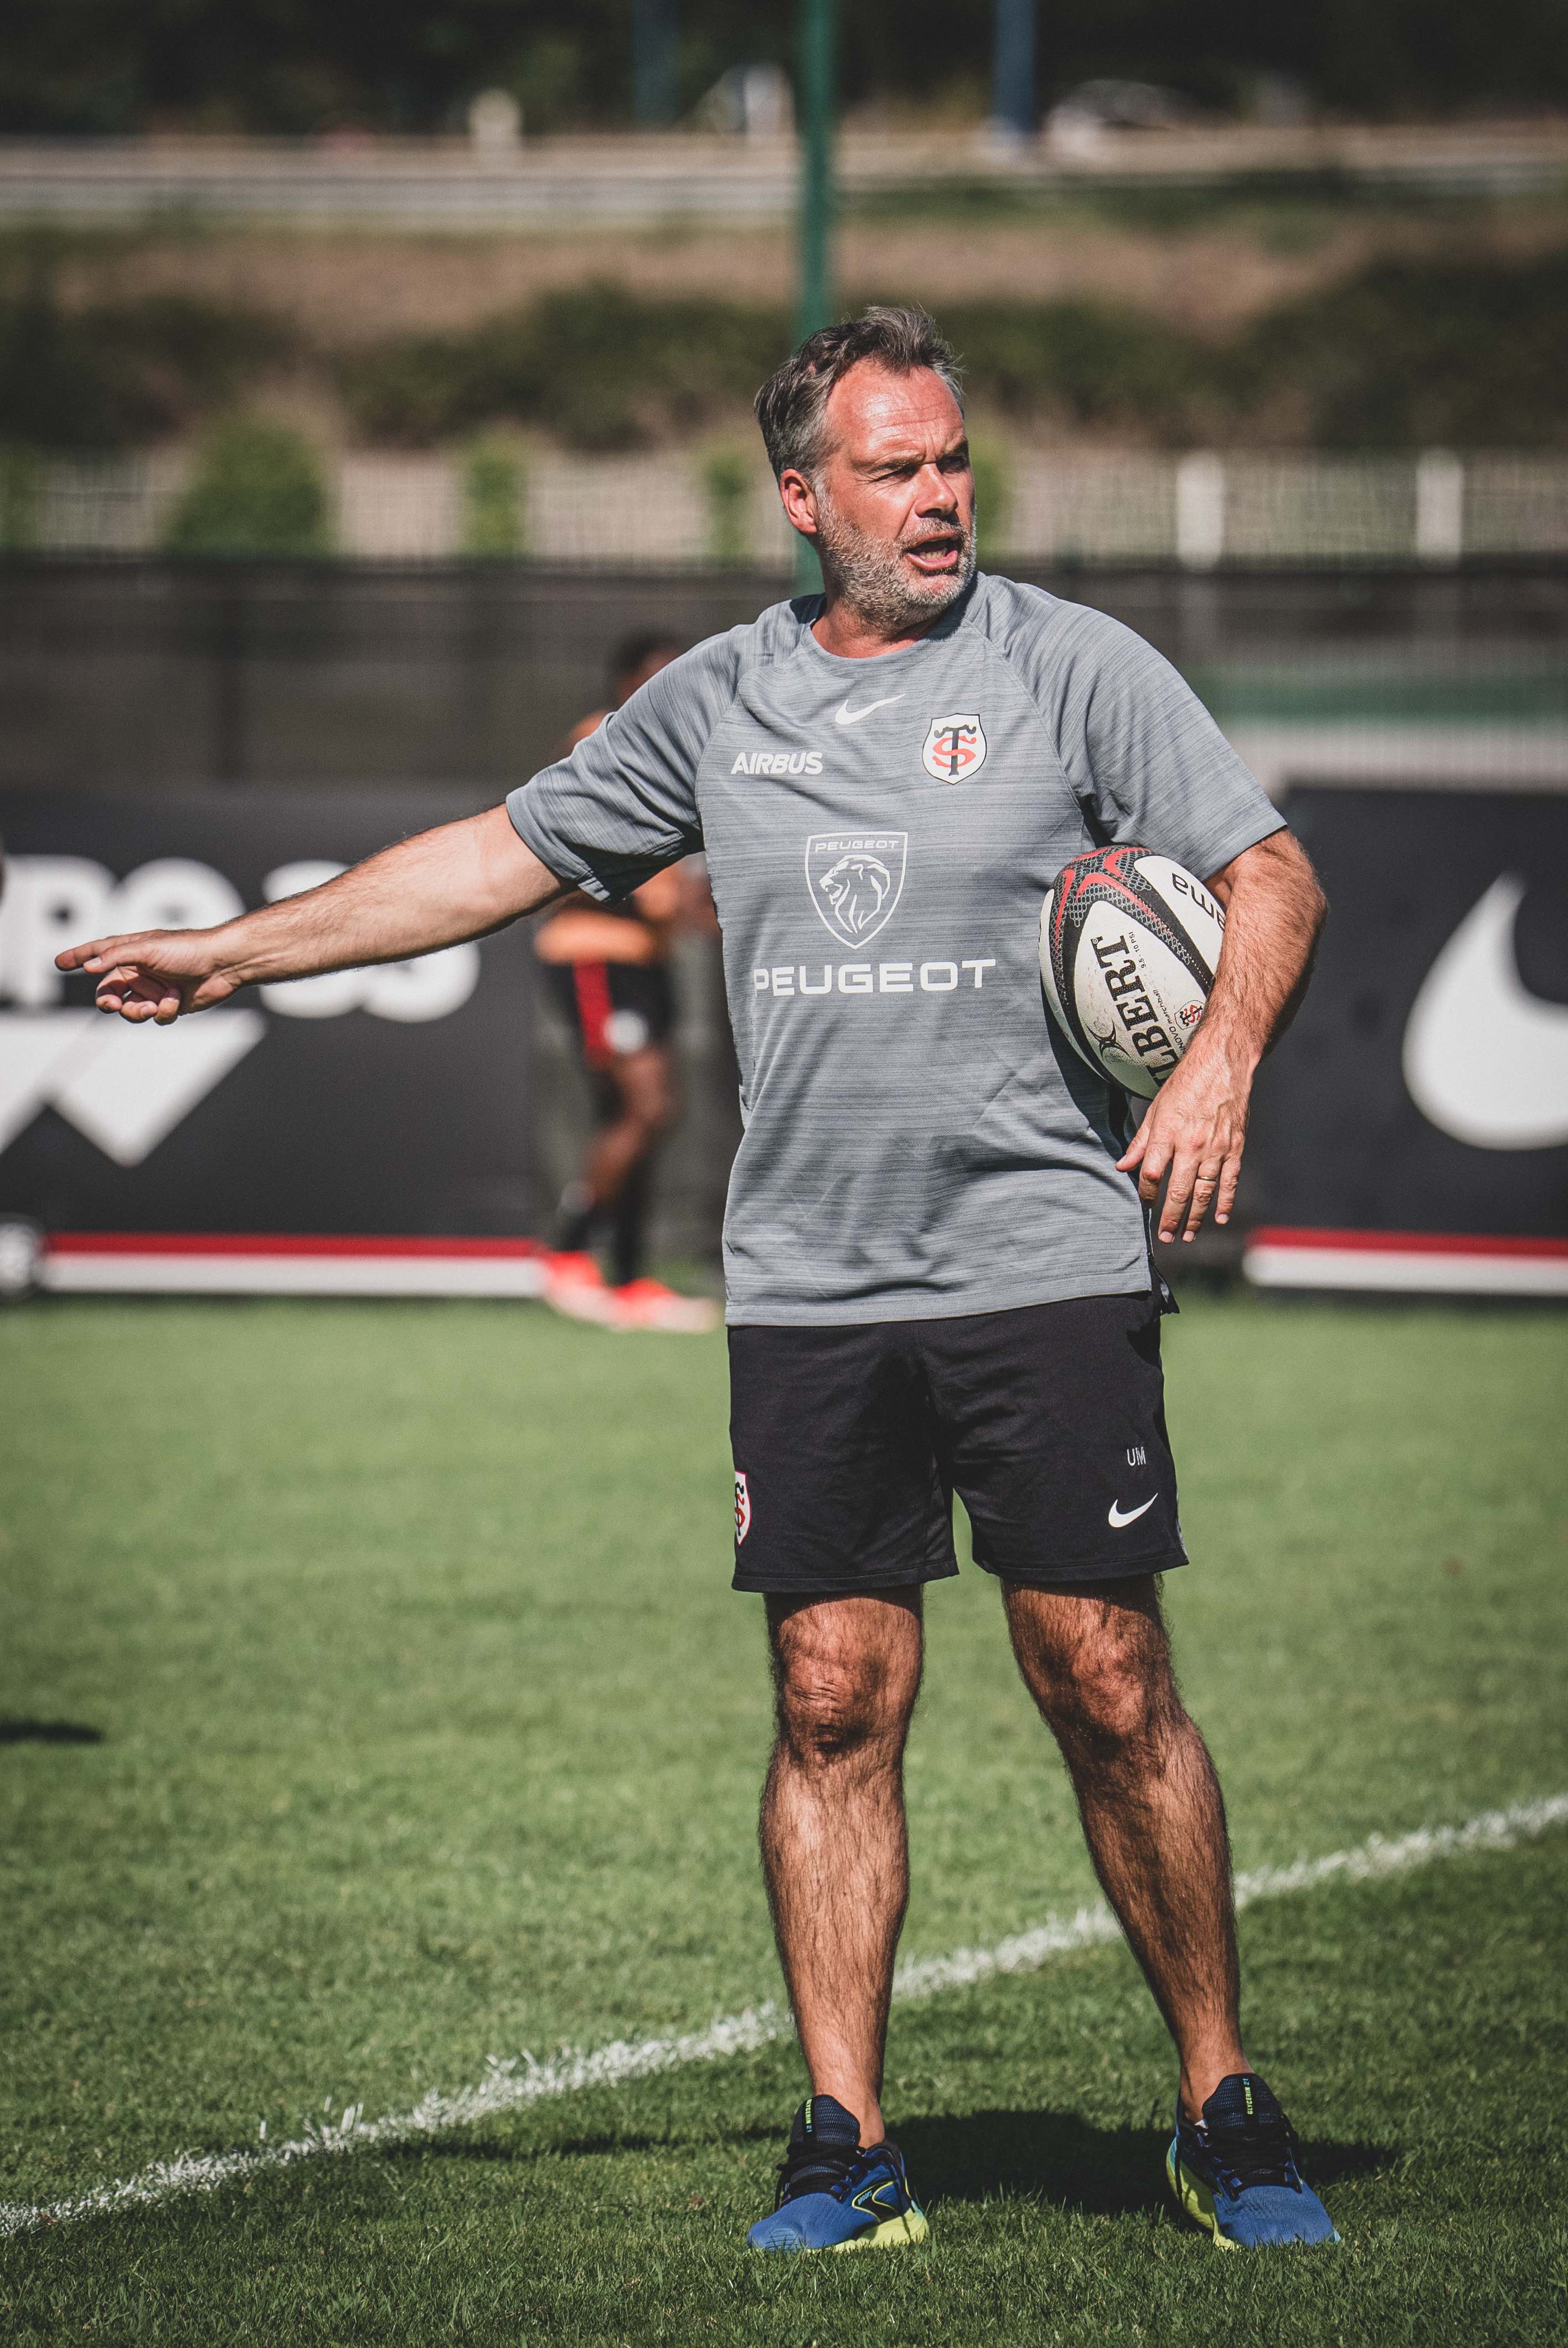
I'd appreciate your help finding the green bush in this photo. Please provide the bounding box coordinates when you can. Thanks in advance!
[339,286,1218,454]
[340,285,788,454]
[0,270,291,455]
[0,276,163,451]
[459,436,524,557]
[967,435,1010,562]
[1235,254,1568,449]
[163,417,332,557]
[7,255,1564,473]
[940,299,1220,442]
[0,440,44,548]
[701,446,752,565]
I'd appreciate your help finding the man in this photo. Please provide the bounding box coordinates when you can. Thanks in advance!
[537,631,717,1332]
[58,307,1334,2254]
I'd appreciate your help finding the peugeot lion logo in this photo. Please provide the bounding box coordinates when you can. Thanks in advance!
[804,833,909,948]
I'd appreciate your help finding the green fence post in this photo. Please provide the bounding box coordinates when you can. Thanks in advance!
[794,0,836,594]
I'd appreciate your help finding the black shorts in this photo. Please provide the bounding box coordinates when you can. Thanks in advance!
[545,960,674,1072]
[729,1290,1184,1597]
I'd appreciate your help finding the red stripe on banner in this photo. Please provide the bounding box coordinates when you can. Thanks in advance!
[48,1233,549,1260]
[1249,1227,1568,1261]
[572,960,615,1069]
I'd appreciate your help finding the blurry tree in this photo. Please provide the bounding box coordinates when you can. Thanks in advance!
[163,416,333,555]
[942,297,1218,442]
[0,250,293,454]
[0,267,158,450]
[339,285,787,452]
[333,255,1568,453]
[3,2,1567,133]
[1234,255,1568,448]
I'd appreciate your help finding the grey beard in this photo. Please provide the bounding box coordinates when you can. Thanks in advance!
[812,490,976,636]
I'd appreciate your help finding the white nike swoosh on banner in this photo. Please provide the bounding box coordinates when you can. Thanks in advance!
[834,694,904,727]
[1402,874,1568,1151]
[0,1008,265,1166]
[1107,1494,1158,1528]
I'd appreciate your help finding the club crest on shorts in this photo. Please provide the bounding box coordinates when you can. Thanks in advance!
[734,1471,752,1544]
[921,712,987,782]
[804,831,908,948]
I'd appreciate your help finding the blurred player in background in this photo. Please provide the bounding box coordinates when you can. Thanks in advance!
[537,634,717,1333]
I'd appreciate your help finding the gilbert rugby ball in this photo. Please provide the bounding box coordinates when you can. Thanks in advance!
[1040,843,1224,1098]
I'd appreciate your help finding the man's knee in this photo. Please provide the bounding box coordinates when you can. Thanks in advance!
[1048,1650,1175,1765]
[1009,1585,1182,1767]
[768,1595,921,1773]
[775,1660,901,1769]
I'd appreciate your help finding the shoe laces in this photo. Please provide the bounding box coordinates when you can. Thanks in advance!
[774,2136,882,2210]
[1200,2108,1303,2196]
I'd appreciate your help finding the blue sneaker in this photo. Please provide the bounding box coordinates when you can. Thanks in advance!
[1168,2073,1340,2248]
[746,2095,929,2252]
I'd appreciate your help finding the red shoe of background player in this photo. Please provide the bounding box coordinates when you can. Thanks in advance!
[543,1251,619,1326]
[612,1278,720,1334]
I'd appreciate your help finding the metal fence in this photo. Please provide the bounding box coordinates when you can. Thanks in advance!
[3,123,1564,229]
[2,557,1562,794]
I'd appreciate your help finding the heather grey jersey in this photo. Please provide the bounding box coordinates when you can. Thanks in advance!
[509,574,1282,1326]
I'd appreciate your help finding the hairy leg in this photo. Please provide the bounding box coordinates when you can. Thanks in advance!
[760,1588,924,2146]
[581,1043,675,1212]
[1003,1576,1245,2120]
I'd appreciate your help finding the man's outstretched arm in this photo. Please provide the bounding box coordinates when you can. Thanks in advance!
[1118,826,1326,1244]
[55,805,570,1023]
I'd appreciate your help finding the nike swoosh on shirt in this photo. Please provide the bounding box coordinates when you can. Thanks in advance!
[834,694,905,727]
[1401,874,1568,1151]
[1108,1494,1158,1528]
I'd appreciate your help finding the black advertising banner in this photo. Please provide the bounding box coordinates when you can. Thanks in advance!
[4,783,1565,1292]
[1249,787,1568,1242]
[0,791,540,1240]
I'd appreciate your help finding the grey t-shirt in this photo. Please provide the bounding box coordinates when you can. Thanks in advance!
[509,573,1282,1326]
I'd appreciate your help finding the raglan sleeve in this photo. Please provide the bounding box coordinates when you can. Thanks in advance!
[1035,604,1285,882]
[506,632,737,903]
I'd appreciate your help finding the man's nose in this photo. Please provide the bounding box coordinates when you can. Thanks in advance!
[913,462,960,512]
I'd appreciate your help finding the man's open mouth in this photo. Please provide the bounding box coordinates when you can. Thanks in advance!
[904,531,964,575]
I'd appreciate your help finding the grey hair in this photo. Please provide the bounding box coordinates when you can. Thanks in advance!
[753,305,964,482]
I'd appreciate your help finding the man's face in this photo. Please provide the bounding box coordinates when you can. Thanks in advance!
[781,363,976,634]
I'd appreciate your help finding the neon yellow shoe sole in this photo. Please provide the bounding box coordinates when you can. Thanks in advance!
[830,2207,930,2252]
[1167,2144,1237,2250]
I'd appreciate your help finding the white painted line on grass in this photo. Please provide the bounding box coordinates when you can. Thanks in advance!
[893,1790,1568,2000]
[4,1791,1565,2238]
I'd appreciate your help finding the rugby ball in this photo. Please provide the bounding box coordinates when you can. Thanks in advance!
[1040,844,1224,1097]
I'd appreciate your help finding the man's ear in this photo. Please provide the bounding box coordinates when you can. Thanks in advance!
[778,466,819,541]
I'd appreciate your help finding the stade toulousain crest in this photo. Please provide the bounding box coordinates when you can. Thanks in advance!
[922,712,987,782]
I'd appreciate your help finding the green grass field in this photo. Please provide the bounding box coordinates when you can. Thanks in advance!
[1,1292,1565,2345]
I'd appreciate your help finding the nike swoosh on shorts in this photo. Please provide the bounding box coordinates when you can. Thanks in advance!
[1108,1494,1158,1528]
[834,695,905,727]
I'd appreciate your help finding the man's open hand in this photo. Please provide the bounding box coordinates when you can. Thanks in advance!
[1117,828,1326,1244]
[55,929,244,1023]
[1117,1033,1252,1244]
